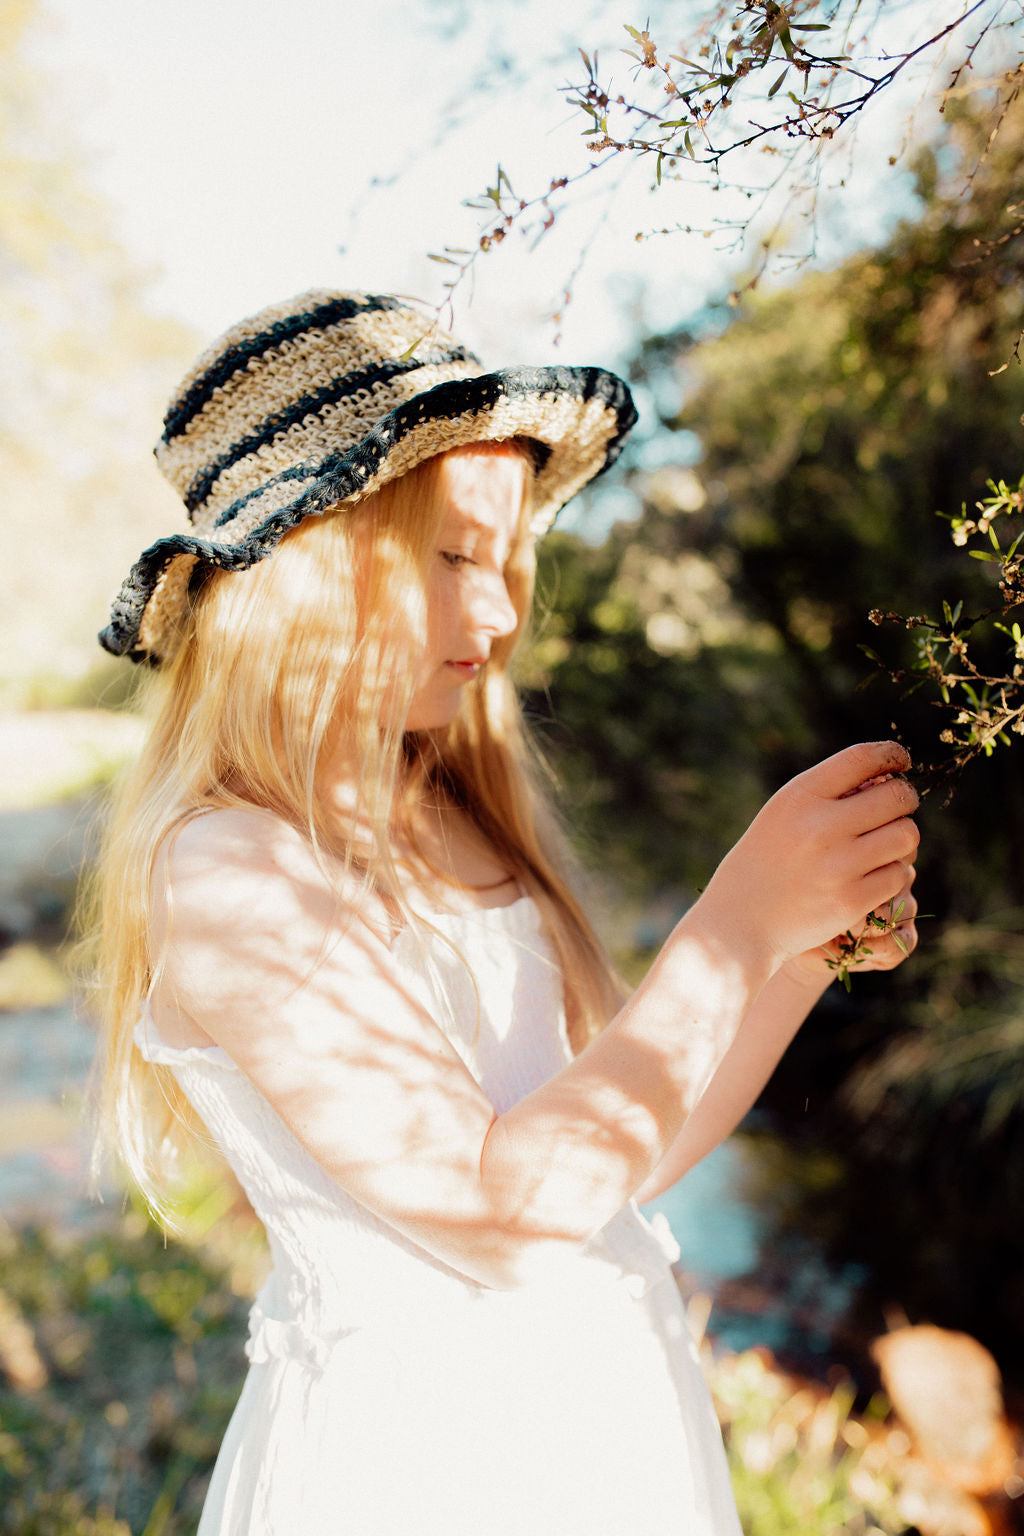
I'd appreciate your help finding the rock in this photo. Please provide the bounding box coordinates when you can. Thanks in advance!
[871,1324,1018,1494]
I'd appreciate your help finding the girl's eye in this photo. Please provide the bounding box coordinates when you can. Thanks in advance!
[441,551,474,569]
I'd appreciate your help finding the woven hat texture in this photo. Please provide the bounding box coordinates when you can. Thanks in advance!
[100,289,637,664]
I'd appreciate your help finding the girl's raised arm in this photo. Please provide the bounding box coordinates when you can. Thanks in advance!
[156,741,918,1290]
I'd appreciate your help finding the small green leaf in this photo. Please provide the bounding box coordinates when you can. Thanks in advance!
[768,66,789,97]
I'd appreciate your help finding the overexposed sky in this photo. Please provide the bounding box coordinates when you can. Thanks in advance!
[34,0,940,371]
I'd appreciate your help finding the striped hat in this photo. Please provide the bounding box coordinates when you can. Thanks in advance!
[100,289,637,664]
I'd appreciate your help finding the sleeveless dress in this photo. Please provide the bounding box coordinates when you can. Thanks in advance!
[134,896,742,1535]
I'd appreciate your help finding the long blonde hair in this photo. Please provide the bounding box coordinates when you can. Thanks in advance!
[85,443,624,1218]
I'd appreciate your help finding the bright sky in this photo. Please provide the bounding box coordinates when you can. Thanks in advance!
[36,0,939,374]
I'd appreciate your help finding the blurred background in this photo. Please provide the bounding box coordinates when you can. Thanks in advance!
[2,0,1023,1530]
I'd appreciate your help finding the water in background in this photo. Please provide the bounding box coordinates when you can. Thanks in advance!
[644,1138,866,1361]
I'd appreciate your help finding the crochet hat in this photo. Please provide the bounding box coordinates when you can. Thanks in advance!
[100,289,637,664]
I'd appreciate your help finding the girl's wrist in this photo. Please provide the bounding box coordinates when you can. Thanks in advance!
[777,952,835,995]
[673,892,780,994]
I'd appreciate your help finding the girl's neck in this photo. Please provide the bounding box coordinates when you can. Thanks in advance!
[393,795,520,913]
[322,761,520,914]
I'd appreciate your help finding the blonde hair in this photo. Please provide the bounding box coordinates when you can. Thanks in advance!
[84,443,624,1219]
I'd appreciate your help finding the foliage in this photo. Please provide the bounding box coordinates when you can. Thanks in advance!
[866,474,1024,796]
[0,1211,248,1536]
[433,1,1024,317]
[713,1350,904,1536]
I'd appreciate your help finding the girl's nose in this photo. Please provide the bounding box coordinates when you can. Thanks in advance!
[475,571,518,638]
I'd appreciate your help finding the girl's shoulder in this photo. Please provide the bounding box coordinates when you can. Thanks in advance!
[154,806,392,972]
[164,804,321,885]
[167,803,314,861]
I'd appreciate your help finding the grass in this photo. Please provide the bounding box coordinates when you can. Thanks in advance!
[0,1210,249,1536]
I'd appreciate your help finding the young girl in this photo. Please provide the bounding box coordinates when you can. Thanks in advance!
[94,290,919,1534]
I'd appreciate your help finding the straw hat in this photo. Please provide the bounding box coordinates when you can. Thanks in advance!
[100,290,637,665]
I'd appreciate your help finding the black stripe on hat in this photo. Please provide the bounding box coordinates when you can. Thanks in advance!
[162,294,406,445]
[383,365,636,468]
[184,347,477,515]
[209,366,631,532]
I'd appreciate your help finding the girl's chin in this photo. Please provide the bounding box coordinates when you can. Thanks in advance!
[405,698,464,734]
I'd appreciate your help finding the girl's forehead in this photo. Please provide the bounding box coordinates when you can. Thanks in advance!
[438,450,527,534]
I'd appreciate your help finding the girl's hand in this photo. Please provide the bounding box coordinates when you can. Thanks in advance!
[784,864,919,986]
[697,741,920,973]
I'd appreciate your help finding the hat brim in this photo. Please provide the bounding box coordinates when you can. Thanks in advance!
[100,364,636,664]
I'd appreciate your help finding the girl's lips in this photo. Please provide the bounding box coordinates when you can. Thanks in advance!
[447,659,485,678]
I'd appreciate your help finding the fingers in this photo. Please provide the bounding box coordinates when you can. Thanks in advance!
[840,772,919,835]
[882,871,918,929]
[824,869,919,976]
[858,858,917,917]
[803,741,913,801]
[850,813,921,874]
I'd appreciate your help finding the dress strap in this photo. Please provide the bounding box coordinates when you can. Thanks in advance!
[132,1005,238,1071]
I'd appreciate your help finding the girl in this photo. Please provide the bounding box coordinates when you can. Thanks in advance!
[93,290,919,1534]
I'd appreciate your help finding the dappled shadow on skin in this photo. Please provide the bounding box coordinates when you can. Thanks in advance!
[148,813,709,1295]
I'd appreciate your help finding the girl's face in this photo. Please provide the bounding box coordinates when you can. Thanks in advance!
[405,448,527,733]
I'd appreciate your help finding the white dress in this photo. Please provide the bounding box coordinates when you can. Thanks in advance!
[134,896,742,1535]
